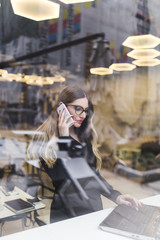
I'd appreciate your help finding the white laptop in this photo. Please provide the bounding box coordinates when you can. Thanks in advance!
[99,203,160,240]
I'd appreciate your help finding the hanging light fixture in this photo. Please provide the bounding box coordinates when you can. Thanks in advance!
[43,76,66,84]
[23,74,66,85]
[109,63,136,71]
[0,69,8,76]
[89,40,113,75]
[90,67,113,75]
[14,73,26,83]
[3,73,22,82]
[122,34,160,49]
[59,0,94,4]
[10,0,60,21]
[0,77,6,82]
[24,75,43,85]
[127,49,160,60]
[132,58,160,67]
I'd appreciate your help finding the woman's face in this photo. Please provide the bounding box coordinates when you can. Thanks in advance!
[67,97,89,128]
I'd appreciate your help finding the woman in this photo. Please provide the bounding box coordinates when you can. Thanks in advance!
[28,85,141,223]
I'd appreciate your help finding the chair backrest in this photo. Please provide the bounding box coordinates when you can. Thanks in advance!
[58,154,111,197]
[56,138,110,202]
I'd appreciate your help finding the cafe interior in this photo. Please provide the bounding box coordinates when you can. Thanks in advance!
[1,0,160,237]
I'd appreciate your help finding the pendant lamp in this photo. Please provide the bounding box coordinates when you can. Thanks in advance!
[109,63,136,71]
[132,58,160,67]
[122,34,160,49]
[127,49,160,60]
[11,0,60,21]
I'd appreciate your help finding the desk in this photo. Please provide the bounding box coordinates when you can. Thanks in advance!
[0,186,45,219]
[0,186,45,235]
[1,194,160,240]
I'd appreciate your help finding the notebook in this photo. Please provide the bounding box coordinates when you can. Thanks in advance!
[4,198,35,214]
[99,204,160,240]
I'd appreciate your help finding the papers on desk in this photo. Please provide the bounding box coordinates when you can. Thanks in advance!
[4,198,35,214]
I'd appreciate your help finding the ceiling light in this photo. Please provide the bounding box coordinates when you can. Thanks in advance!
[5,73,22,81]
[109,63,136,71]
[24,74,65,85]
[26,80,42,86]
[127,49,160,60]
[43,77,54,85]
[11,0,60,21]
[15,73,26,82]
[0,77,6,82]
[132,58,160,67]
[59,0,94,4]
[122,34,160,49]
[0,77,12,82]
[24,75,43,85]
[90,67,113,75]
[0,69,8,76]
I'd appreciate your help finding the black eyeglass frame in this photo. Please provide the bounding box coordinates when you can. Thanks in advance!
[67,105,89,116]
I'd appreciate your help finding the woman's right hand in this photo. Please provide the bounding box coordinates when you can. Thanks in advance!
[116,194,142,211]
[58,108,75,136]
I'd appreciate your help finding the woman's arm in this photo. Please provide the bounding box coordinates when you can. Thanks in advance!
[96,170,142,210]
[96,170,121,202]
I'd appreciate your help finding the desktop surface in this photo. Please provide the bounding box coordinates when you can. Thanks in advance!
[1,194,160,240]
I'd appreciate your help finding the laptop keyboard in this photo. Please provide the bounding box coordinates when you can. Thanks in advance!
[115,204,155,224]
[101,204,160,235]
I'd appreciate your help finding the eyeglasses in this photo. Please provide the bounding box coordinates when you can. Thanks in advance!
[67,105,89,116]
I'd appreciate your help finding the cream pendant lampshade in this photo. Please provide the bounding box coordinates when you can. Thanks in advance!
[11,0,60,21]
[132,58,160,67]
[43,76,66,83]
[109,63,136,71]
[59,0,94,4]
[90,67,113,75]
[3,73,19,81]
[24,74,66,85]
[127,49,160,60]
[0,69,8,76]
[122,34,160,49]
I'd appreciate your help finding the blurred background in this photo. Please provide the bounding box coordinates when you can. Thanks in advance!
[1,0,160,236]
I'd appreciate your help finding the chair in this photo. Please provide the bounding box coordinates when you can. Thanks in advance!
[56,139,111,217]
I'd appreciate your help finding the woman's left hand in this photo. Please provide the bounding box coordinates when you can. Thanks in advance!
[116,194,143,211]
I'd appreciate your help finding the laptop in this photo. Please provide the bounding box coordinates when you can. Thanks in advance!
[99,204,160,240]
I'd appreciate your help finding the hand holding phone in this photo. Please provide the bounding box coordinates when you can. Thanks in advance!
[57,103,74,128]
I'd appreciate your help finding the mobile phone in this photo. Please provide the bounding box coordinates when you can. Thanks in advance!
[57,103,74,127]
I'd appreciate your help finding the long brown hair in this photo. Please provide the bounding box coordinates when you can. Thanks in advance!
[27,85,102,169]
